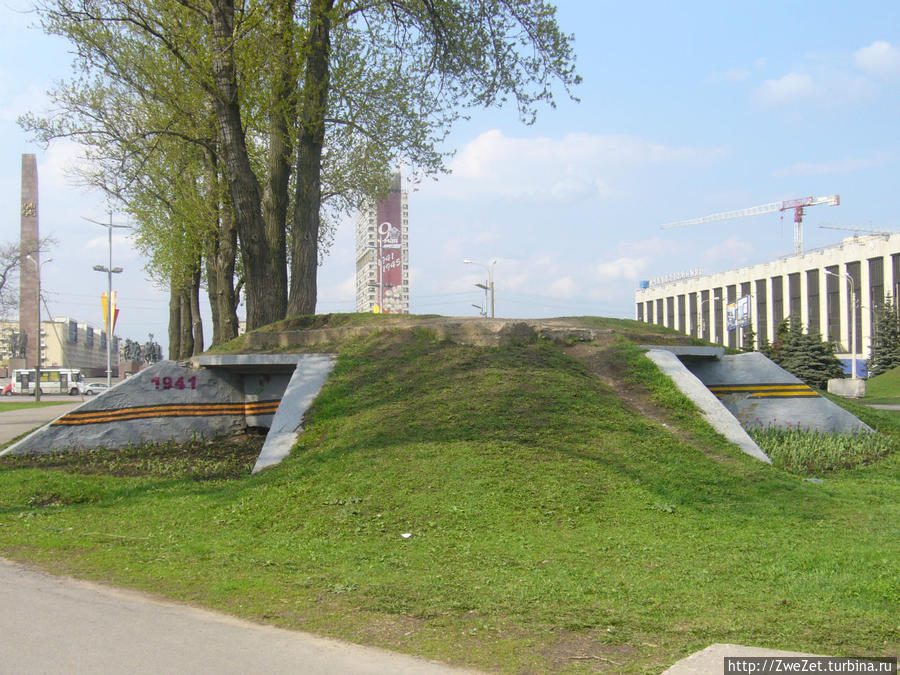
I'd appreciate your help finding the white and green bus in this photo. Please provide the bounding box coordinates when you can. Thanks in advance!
[11,368,85,396]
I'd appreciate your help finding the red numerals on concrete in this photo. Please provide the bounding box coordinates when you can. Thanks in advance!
[150,375,198,391]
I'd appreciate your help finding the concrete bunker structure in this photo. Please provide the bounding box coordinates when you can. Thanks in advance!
[644,345,871,466]
[0,353,335,474]
[0,316,874,473]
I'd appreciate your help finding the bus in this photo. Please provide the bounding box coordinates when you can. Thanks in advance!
[11,368,85,396]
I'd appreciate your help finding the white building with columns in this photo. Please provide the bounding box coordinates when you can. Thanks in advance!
[634,233,900,373]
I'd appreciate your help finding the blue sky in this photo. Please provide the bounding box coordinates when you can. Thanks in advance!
[2,0,899,351]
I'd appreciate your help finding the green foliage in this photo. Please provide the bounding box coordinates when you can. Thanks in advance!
[868,294,900,378]
[760,317,845,389]
[741,321,756,352]
[1,435,261,480]
[749,426,895,474]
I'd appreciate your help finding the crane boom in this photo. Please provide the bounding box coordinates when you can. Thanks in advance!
[819,225,897,236]
[661,194,840,255]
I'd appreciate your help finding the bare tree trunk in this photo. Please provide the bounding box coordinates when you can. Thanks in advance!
[288,0,332,317]
[260,0,296,317]
[179,288,194,360]
[202,139,239,347]
[209,0,284,329]
[168,280,181,360]
[190,257,204,355]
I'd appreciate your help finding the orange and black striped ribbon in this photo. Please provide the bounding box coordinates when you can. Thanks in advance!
[707,384,819,399]
[51,400,281,427]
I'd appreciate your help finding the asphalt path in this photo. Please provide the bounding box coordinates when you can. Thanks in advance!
[0,558,476,674]
[0,400,82,446]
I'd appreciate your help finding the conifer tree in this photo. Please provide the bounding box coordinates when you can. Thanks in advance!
[761,317,845,389]
[868,294,900,377]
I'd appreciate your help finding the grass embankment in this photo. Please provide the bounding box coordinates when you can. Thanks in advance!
[864,364,900,404]
[0,328,897,673]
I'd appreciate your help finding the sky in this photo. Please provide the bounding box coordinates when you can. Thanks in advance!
[2,0,900,354]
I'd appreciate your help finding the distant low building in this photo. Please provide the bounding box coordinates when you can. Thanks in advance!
[1,318,119,377]
[634,233,900,372]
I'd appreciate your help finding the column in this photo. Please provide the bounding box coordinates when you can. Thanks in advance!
[838,264,849,354]
[766,276,776,345]
[799,270,808,330]
[859,258,871,360]
[817,268,829,342]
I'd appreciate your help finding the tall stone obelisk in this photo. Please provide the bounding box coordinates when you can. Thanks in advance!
[20,154,39,369]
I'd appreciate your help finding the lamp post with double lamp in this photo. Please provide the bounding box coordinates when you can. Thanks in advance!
[85,213,130,388]
[464,259,496,318]
[824,270,857,380]
[24,255,51,401]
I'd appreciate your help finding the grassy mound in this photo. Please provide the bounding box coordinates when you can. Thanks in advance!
[864,364,900,403]
[0,326,897,672]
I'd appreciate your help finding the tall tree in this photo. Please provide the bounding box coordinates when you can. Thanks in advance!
[868,294,900,377]
[761,317,845,389]
[25,0,579,330]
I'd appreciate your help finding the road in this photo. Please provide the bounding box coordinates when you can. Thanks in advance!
[0,400,82,446]
[0,558,475,674]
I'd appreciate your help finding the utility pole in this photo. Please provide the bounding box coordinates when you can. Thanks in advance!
[464,259,497,318]
[84,213,129,388]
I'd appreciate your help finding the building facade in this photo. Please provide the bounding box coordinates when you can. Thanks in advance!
[355,173,409,313]
[634,233,900,371]
[2,318,119,377]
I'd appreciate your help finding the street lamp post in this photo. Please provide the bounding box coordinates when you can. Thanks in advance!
[825,270,857,379]
[85,213,129,388]
[698,294,721,341]
[464,259,496,318]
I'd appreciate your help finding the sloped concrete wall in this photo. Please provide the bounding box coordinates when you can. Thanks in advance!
[645,350,771,464]
[2,361,245,456]
[683,352,870,434]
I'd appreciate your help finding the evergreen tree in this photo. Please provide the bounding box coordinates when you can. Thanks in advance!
[741,322,756,352]
[761,317,845,389]
[868,294,900,377]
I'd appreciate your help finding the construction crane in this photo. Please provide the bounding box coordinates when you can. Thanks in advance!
[661,194,840,256]
[819,225,898,236]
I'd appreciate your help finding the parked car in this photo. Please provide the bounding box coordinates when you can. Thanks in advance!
[2,383,12,396]
[83,382,109,396]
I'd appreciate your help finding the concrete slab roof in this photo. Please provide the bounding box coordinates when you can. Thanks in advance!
[191,353,335,374]
[640,345,725,358]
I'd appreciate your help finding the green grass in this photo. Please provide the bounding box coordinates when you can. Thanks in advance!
[0,400,76,412]
[0,329,897,673]
[749,427,896,473]
[864,364,900,402]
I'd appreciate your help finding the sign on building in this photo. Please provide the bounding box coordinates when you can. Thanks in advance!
[726,295,752,331]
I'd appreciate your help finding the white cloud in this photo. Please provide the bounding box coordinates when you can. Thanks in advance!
[594,256,650,282]
[335,273,356,298]
[774,152,893,177]
[705,68,752,84]
[0,82,47,122]
[702,236,754,265]
[546,276,578,298]
[437,130,726,205]
[854,41,900,79]
[616,237,690,259]
[752,72,821,107]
